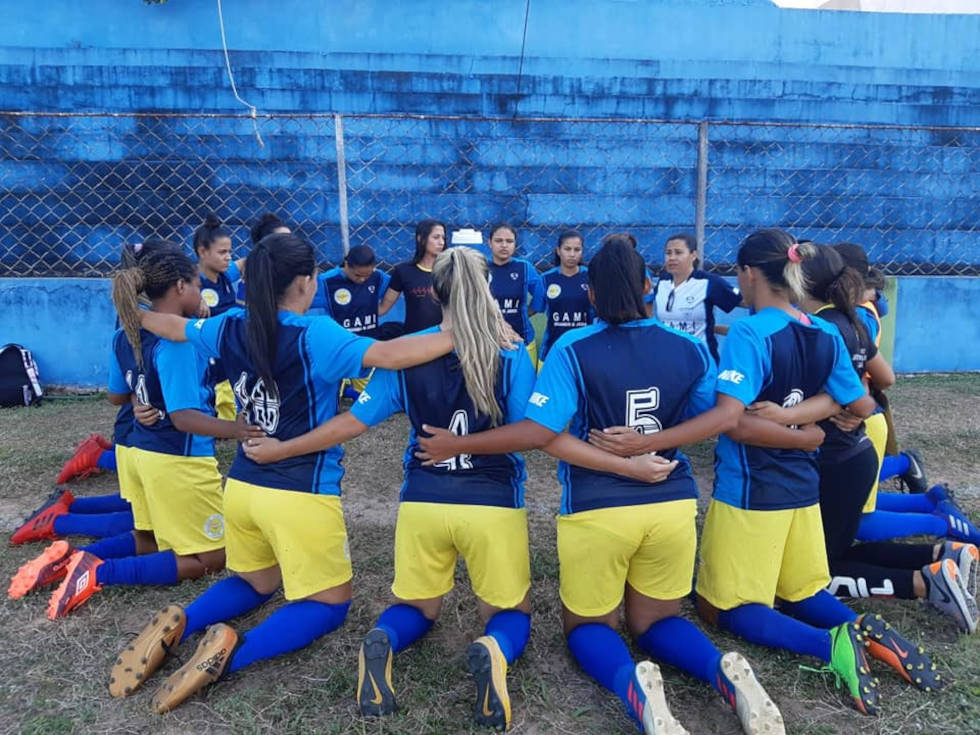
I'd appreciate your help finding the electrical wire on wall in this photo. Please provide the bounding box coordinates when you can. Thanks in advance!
[216,0,264,147]
[514,0,531,117]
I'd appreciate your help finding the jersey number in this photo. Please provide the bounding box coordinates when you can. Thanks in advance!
[433,410,474,471]
[626,387,662,435]
[126,370,151,406]
[234,373,281,434]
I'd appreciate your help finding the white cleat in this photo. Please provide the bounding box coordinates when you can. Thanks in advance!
[634,661,690,735]
[718,652,785,735]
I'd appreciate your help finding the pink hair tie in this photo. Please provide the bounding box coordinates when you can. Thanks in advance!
[786,243,802,263]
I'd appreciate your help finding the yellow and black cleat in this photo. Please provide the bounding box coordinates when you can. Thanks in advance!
[467,635,511,731]
[357,628,396,716]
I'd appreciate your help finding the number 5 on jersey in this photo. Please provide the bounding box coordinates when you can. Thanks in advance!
[626,387,662,434]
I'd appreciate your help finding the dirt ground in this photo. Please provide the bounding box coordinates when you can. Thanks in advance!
[1,374,979,735]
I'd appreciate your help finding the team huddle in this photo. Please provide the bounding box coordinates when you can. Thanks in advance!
[9,215,980,735]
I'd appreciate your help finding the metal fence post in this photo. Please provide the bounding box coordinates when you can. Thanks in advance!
[334,113,351,257]
[695,121,709,263]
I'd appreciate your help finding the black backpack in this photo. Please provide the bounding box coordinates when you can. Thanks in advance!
[0,343,43,407]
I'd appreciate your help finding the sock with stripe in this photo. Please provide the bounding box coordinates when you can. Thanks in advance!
[227,599,351,673]
[636,616,723,692]
[375,603,434,653]
[182,575,276,642]
[856,510,947,542]
[717,603,832,663]
[483,609,531,664]
[94,551,179,586]
[778,590,857,628]
[80,531,136,559]
[68,493,130,514]
[53,511,134,539]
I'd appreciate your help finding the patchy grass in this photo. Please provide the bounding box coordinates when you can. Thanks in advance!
[1,375,979,734]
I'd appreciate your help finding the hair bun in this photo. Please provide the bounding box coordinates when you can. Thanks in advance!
[203,213,222,227]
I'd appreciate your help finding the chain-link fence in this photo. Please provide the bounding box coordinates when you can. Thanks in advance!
[1,111,977,277]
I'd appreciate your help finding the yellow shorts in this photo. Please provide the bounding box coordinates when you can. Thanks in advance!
[126,448,225,555]
[863,413,888,514]
[115,444,151,531]
[696,499,829,611]
[214,380,237,421]
[557,499,697,617]
[224,478,352,600]
[526,340,538,368]
[392,502,530,609]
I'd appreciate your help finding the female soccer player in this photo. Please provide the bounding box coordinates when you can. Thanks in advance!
[652,233,742,362]
[108,233,466,713]
[379,219,445,333]
[486,223,545,363]
[235,212,291,302]
[417,236,783,735]
[533,229,593,366]
[11,245,262,618]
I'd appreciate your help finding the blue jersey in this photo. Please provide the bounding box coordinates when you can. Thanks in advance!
[352,332,535,508]
[200,261,241,317]
[186,309,373,495]
[533,267,594,361]
[311,267,391,336]
[108,327,216,457]
[107,331,135,447]
[653,270,741,362]
[525,318,717,515]
[488,258,545,343]
[713,308,867,511]
[857,303,880,345]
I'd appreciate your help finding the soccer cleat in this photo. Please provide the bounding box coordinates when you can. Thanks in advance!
[56,435,106,484]
[827,621,878,715]
[715,652,785,734]
[939,541,978,598]
[857,613,942,691]
[923,559,979,634]
[93,434,113,451]
[47,550,102,619]
[900,449,928,494]
[926,483,956,508]
[8,540,74,598]
[467,635,511,731]
[933,502,980,546]
[151,623,238,714]
[10,492,70,545]
[357,628,396,716]
[628,661,690,735]
[110,604,187,698]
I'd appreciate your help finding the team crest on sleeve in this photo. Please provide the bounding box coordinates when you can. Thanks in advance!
[546,284,562,299]
[202,289,220,308]
[510,272,519,280]
[334,288,352,306]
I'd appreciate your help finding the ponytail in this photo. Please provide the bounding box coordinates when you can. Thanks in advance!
[736,228,816,302]
[112,267,148,368]
[244,233,316,399]
[802,244,868,341]
[431,246,503,425]
[588,234,648,325]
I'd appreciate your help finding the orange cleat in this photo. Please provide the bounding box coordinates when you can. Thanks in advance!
[56,435,106,484]
[47,550,103,619]
[8,540,74,599]
[10,491,70,545]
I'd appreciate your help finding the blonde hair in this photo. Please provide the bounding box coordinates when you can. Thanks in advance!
[431,247,504,425]
[736,229,816,303]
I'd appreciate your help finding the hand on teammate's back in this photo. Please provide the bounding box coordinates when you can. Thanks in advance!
[242,435,284,464]
[134,403,162,427]
[796,423,826,451]
[828,409,863,433]
[587,426,650,457]
[622,452,678,483]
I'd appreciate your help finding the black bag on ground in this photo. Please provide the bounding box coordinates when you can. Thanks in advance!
[0,343,43,407]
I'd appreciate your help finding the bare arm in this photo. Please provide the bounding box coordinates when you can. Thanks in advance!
[377,288,401,316]
[747,393,841,426]
[866,353,895,391]
[242,412,369,464]
[170,409,264,441]
[108,392,130,406]
[139,311,190,342]
[845,394,876,419]
[363,329,454,370]
[417,418,554,460]
[727,415,825,451]
[543,433,678,484]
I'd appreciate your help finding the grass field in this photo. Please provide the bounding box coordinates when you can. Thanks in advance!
[2,375,980,735]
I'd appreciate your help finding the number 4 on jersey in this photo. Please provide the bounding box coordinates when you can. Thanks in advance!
[433,409,474,471]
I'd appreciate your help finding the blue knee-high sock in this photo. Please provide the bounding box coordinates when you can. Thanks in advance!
[53,511,133,539]
[717,604,831,663]
[69,493,130,514]
[856,510,947,542]
[567,624,636,713]
[182,575,276,642]
[779,590,856,628]
[375,603,433,653]
[875,494,935,513]
[227,599,351,674]
[95,551,179,587]
[636,616,722,692]
[483,610,531,665]
[96,451,118,472]
[879,454,910,480]
[81,532,136,559]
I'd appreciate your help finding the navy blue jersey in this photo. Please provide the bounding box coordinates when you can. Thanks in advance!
[311,267,391,335]
[653,270,741,362]
[108,327,216,457]
[525,318,717,515]
[389,262,442,333]
[532,266,594,361]
[186,309,373,495]
[200,261,241,317]
[488,258,545,343]
[106,331,135,447]
[714,308,867,511]
[352,333,535,508]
